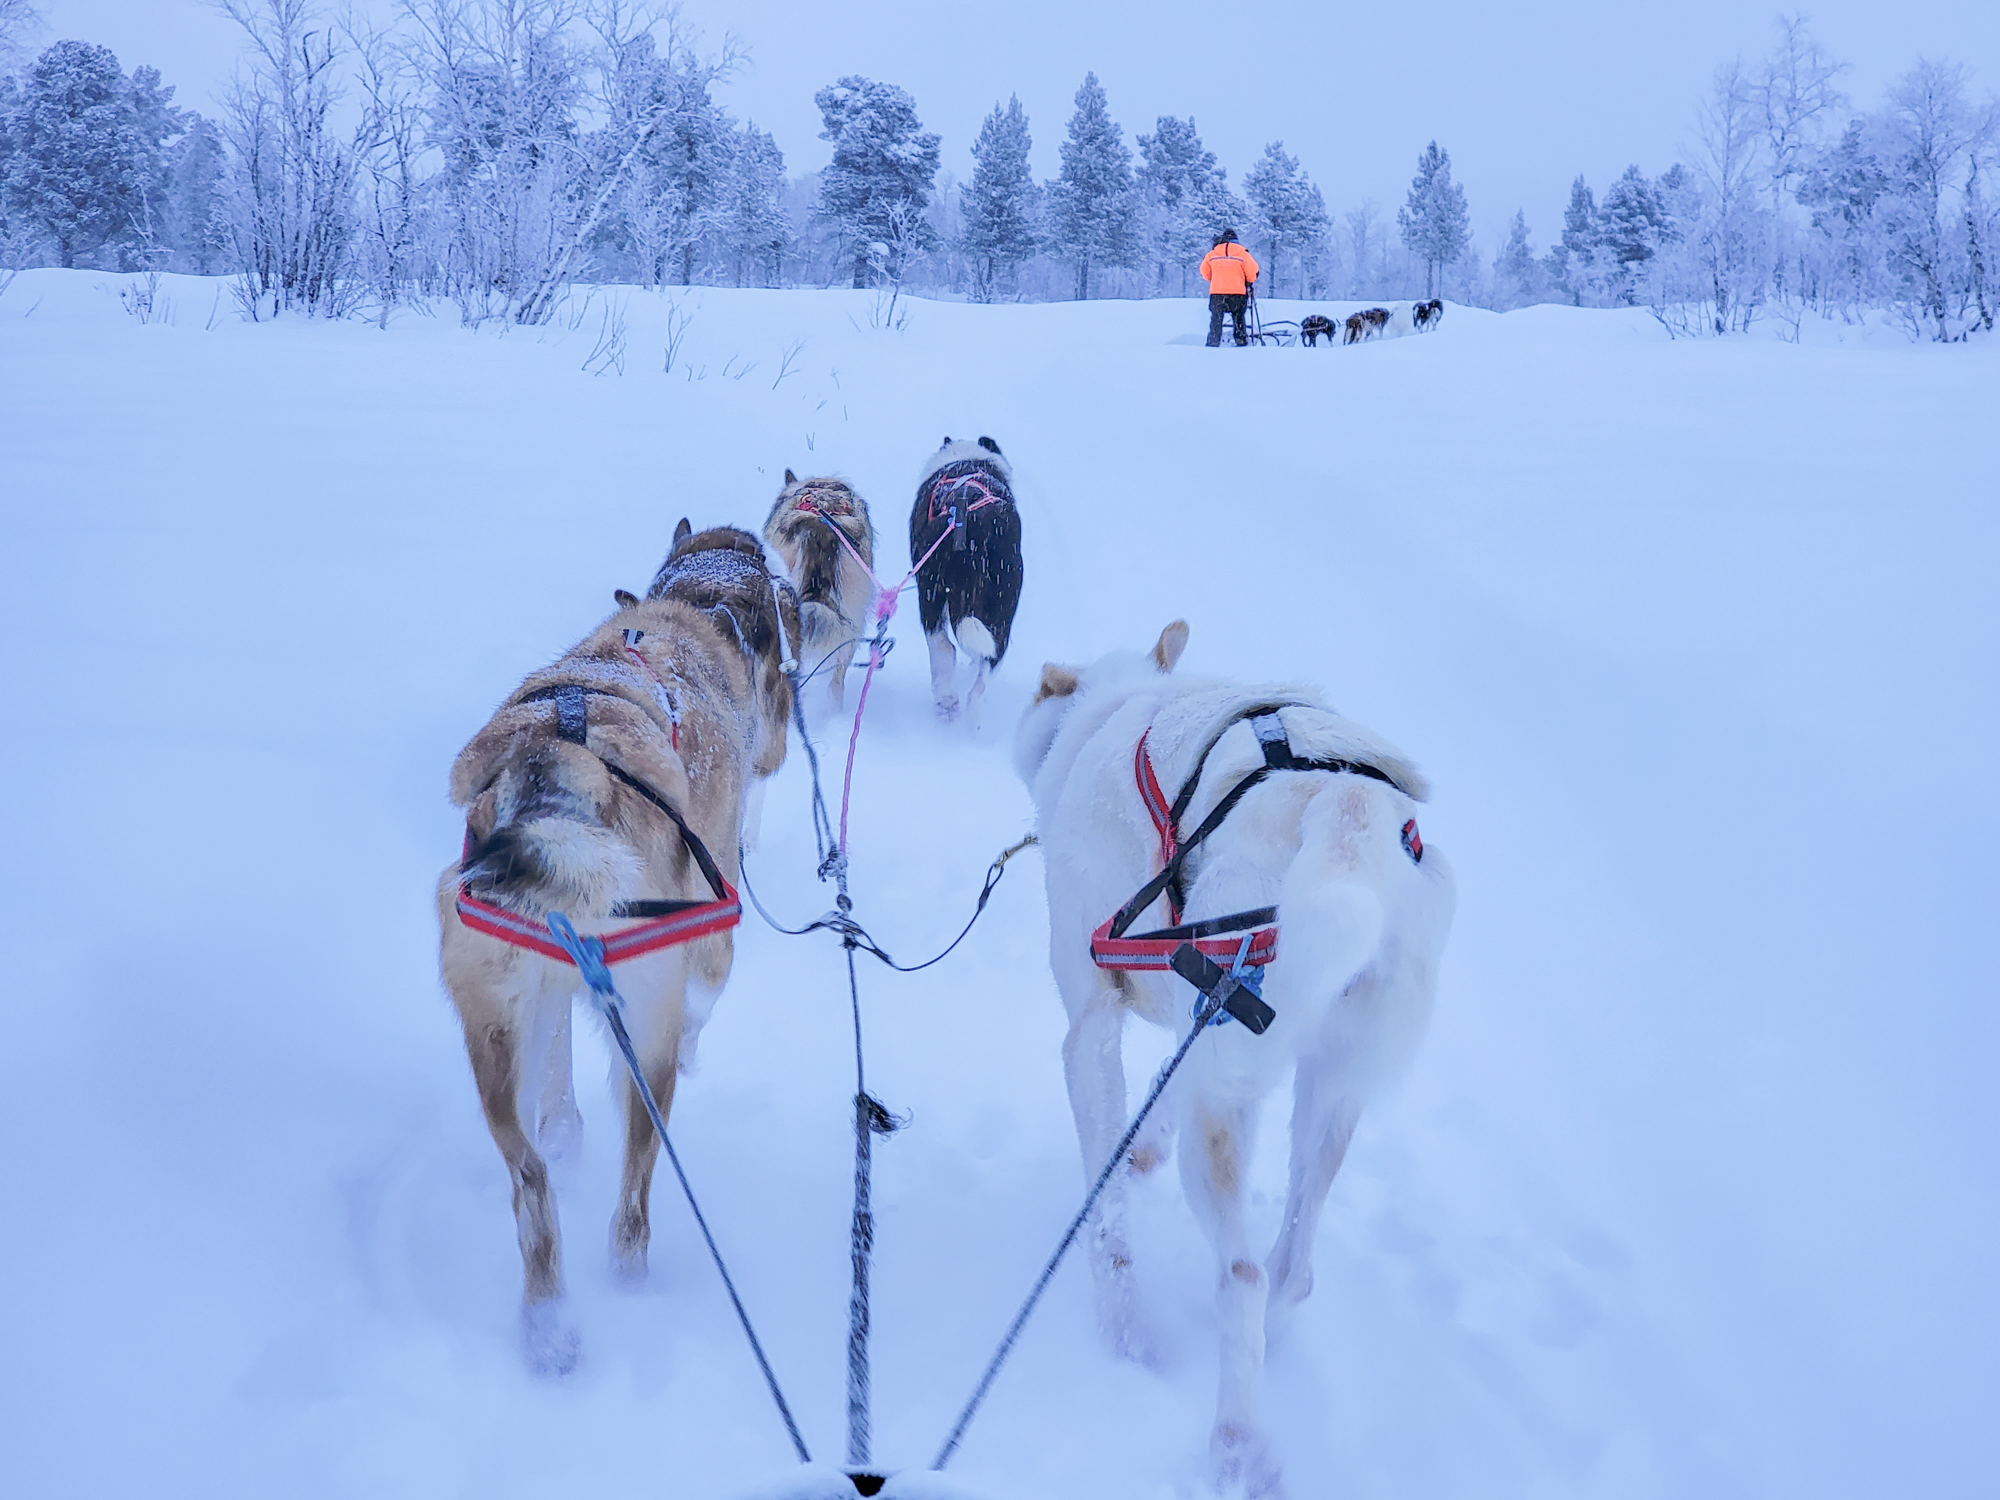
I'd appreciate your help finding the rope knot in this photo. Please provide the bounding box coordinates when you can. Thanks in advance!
[859,1092,907,1136]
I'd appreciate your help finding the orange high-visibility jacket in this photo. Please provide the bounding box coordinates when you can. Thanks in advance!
[1199,242,1260,295]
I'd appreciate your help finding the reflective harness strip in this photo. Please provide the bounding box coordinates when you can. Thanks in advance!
[1090,704,1405,974]
[454,682,741,969]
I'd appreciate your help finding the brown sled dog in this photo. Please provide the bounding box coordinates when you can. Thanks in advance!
[763,470,877,709]
[435,521,798,1373]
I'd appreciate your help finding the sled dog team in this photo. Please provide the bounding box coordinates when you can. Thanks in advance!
[438,435,1455,1496]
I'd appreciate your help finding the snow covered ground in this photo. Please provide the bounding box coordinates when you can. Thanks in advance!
[2,270,1994,1500]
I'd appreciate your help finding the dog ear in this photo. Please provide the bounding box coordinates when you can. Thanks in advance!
[1034,663,1080,703]
[1152,620,1190,673]
[784,468,797,484]
[977,436,1001,455]
[613,588,639,609]
[673,517,692,547]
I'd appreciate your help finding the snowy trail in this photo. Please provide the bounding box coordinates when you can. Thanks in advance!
[1,272,1995,1499]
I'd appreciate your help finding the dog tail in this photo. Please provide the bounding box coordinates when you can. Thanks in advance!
[1265,779,1453,1101]
[459,748,641,920]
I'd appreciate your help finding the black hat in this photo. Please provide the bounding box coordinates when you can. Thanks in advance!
[1218,227,1239,242]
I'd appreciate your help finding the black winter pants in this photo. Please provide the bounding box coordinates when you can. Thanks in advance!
[1206,293,1248,346]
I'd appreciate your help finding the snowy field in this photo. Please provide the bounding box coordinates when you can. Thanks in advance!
[2,269,1995,1499]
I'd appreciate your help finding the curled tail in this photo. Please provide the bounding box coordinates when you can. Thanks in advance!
[459,749,640,919]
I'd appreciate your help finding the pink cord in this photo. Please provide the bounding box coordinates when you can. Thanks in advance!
[810,501,964,853]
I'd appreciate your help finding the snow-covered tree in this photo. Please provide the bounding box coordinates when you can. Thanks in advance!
[1397,139,1469,297]
[1492,209,1542,308]
[1135,114,1242,295]
[1244,141,1329,299]
[1687,61,1771,332]
[1547,174,1597,303]
[1796,117,1891,311]
[814,74,940,289]
[1597,164,1676,303]
[1,41,158,267]
[403,0,582,317]
[1045,71,1136,300]
[161,113,230,272]
[716,122,787,286]
[1877,59,1991,340]
[0,1,44,69]
[960,94,1036,301]
[1343,199,1383,296]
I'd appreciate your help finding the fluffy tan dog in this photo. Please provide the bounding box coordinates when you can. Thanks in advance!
[435,522,797,1373]
[762,470,876,708]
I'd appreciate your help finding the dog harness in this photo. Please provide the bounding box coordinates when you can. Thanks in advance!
[454,682,741,967]
[1090,704,1417,978]
[924,470,1009,524]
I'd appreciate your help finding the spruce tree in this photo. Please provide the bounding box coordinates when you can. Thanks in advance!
[1137,115,1244,295]
[814,75,940,288]
[961,95,1037,301]
[1245,141,1330,299]
[1045,72,1136,300]
[1548,175,1599,304]
[2,40,153,267]
[1396,140,1470,298]
[1494,209,1539,308]
[1597,163,1675,303]
[718,123,788,286]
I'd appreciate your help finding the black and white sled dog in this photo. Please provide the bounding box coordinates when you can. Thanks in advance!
[763,470,877,710]
[1014,620,1456,1498]
[910,435,1023,726]
[1298,313,1336,346]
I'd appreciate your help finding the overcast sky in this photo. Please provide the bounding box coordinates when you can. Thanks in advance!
[31,0,2000,253]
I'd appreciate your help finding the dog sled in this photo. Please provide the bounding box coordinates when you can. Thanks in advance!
[1243,290,1296,347]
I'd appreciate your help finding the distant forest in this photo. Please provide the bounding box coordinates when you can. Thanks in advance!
[0,2,1992,340]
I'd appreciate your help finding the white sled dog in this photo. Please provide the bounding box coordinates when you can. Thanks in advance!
[436,522,798,1373]
[763,470,877,709]
[1013,620,1455,1496]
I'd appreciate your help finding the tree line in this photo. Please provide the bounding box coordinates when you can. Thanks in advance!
[0,3,1991,339]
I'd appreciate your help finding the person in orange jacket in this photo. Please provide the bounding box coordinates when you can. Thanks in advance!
[1199,229,1260,346]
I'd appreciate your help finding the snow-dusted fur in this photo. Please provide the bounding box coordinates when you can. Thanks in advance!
[762,470,876,711]
[1013,622,1456,1498]
[912,435,1023,727]
[436,522,798,1375]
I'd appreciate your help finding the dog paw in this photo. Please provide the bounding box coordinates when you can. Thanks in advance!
[610,1212,650,1283]
[535,1105,583,1165]
[933,696,961,723]
[522,1300,580,1377]
[1209,1422,1283,1498]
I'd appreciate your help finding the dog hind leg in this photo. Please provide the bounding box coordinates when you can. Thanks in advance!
[523,986,583,1165]
[608,950,688,1281]
[1181,1088,1283,1497]
[953,616,997,730]
[1264,1054,1359,1340]
[926,628,960,722]
[1061,990,1152,1363]
[456,985,576,1374]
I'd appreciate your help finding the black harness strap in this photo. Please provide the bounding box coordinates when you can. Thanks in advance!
[1109,706,1401,941]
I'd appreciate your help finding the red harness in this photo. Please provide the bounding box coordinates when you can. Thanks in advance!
[1089,706,1414,974]
[454,684,740,970]
[1090,726,1281,971]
